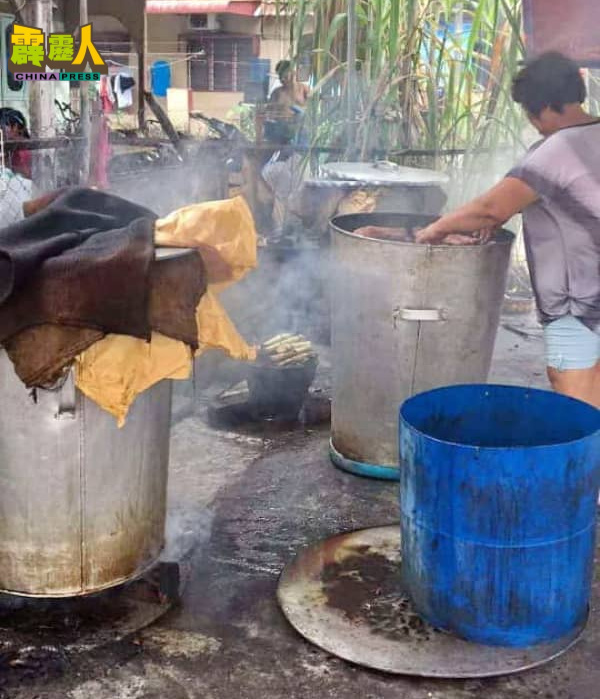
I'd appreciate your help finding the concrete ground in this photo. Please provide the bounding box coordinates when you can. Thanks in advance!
[2,318,598,699]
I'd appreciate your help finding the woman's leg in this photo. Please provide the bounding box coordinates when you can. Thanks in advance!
[547,362,600,408]
[544,316,600,408]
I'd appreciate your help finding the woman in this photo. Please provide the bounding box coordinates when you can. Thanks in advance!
[360,53,600,408]
[0,108,32,180]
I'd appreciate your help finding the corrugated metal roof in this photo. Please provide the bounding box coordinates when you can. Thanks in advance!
[254,1,291,17]
[146,1,259,15]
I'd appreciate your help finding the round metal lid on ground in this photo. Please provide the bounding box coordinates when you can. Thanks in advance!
[277,525,585,678]
[320,162,449,187]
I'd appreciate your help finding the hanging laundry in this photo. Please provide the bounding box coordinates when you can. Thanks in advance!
[90,112,111,188]
[99,75,115,113]
[110,73,136,110]
[151,61,171,98]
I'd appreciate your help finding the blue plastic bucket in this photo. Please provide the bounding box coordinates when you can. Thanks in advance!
[399,384,600,647]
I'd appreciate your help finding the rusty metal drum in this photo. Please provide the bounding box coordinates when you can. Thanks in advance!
[0,248,188,597]
[329,213,514,480]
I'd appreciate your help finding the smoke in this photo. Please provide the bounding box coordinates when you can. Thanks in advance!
[221,245,331,346]
[444,118,540,211]
[164,508,215,562]
[109,152,226,216]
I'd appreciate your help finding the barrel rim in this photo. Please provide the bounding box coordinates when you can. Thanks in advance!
[330,212,515,249]
[154,246,195,260]
[399,383,600,451]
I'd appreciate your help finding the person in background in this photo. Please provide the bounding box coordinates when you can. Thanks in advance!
[265,60,310,146]
[360,52,600,408]
[269,60,310,114]
[0,108,32,180]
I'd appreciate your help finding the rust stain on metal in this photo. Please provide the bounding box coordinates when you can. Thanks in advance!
[83,505,166,592]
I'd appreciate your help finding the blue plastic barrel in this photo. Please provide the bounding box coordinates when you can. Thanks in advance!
[399,384,600,648]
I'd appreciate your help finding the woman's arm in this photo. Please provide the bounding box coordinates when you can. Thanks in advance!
[415,176,538,244]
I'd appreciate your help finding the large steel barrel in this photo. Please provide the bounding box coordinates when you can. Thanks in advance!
[0,248,188,597]
[399,385,600,647]
[0,358,171,597]
[330,213,514,479]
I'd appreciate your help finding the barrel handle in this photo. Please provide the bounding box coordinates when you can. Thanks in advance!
[55,372,76,420]
[393,307,447,326]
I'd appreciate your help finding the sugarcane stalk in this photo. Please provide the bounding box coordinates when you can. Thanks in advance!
[278,351,316,366]
[263,333,295,348]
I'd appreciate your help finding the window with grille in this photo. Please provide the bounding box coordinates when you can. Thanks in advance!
[189,36,256,92]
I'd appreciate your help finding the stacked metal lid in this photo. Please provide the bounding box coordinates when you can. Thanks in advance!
[305,161,449,190]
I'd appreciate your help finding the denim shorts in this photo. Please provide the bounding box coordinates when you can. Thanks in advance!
[544,315,600,371]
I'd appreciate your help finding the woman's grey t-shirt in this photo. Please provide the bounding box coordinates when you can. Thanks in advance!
[507,121,600,330]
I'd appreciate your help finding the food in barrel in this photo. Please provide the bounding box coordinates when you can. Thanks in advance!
[353,226,414,242]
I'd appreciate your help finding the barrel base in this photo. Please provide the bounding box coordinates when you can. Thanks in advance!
[329,440,400,481]
[0,559,185,664]
[278,525,587,678]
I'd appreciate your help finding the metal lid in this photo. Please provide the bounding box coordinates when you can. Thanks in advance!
[321,161,449,187]
[304,178,371,190]
[277,525,585,678]
[154,246,194,261]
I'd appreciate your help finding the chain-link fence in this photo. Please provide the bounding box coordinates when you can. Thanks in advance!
[0,117,82,224]
[0,109,233,221]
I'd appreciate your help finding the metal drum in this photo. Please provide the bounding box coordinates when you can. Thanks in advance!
[320,161,450,216]
[330,213,514,480]
[0,248,188,597]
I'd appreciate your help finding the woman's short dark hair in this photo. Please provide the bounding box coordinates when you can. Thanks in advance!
[512,52,586,117]
[275,60,292,80]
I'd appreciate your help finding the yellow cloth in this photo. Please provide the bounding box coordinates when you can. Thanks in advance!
[155,195,257,290]
[74,196,257,425]
[75,333,191,427]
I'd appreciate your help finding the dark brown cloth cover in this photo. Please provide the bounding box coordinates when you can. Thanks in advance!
[0,188,206,387]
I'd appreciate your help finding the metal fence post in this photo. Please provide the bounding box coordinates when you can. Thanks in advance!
[27,0,55,194]
[79,0,91,184]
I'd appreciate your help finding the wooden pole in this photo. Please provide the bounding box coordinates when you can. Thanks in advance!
[27,0,54,194]
[7,0,24,25]
[79,0,91,183]
[346,0,358,152]
[139,10,147,131]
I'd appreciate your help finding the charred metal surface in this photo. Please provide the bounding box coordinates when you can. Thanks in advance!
[208,392,331,433]
[321,549,438,642]
[0,566,179,655]
[278,526,587,678]
[0,560,189,696]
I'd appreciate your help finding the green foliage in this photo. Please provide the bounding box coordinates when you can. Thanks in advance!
[280,0,526,156]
